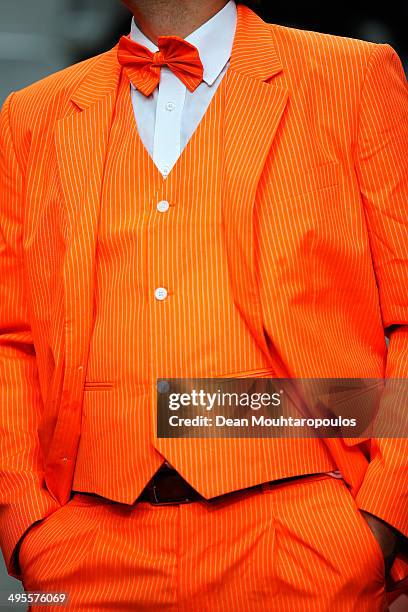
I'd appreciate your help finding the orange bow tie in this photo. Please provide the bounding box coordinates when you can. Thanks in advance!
[117,34,204,96]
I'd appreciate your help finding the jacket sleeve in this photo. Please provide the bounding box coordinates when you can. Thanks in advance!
[0,92,61,580]
[352,43,408,545]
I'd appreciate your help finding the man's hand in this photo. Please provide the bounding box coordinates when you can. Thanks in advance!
[360,510,400,576]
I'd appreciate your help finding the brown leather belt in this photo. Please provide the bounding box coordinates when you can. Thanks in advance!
[138,464,326,506]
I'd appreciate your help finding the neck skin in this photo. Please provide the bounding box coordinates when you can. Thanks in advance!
[121,0,230,43]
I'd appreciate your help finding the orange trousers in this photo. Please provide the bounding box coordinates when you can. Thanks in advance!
[19,475,387,611]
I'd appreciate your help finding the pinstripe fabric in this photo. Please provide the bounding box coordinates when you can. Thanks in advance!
[0,3,407,595]
[18,475,386,611]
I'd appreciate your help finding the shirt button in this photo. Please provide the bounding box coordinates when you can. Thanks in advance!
[77,365,84,372]
[157,200,170,213]
[155,287,168,301]
[165,102,176,111]
[162,165,170,176]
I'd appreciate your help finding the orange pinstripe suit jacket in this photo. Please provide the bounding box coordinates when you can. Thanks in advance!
[1,3,407,591]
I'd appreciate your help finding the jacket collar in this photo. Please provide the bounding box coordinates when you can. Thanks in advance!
[229,3,283,81]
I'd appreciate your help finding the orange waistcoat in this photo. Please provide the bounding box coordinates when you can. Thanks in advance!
[72,66,338,501]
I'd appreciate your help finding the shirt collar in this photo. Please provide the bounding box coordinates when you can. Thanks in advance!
[129,0,237,86]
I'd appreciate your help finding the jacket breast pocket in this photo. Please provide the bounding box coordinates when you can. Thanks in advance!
[267,161,341,204]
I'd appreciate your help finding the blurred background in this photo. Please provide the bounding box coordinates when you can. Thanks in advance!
[0,1,407,610]
[0,0,407,104]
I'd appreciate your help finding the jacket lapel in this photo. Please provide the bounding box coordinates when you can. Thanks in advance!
[54,49,121,387]
[222,5,289,363]
[44,50,122,487]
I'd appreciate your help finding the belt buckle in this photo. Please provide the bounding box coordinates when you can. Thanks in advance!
[152,484,194,506]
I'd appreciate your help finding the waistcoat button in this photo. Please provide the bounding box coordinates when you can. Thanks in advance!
[157,200,170,213]
[155,287,168,301]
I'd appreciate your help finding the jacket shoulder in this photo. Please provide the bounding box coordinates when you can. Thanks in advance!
[269,22,383,80]
[3,47,117,127]
[11,48,112,100]
[2,47,118,165]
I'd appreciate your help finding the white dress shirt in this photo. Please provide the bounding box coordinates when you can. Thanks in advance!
[129,0,237,178]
